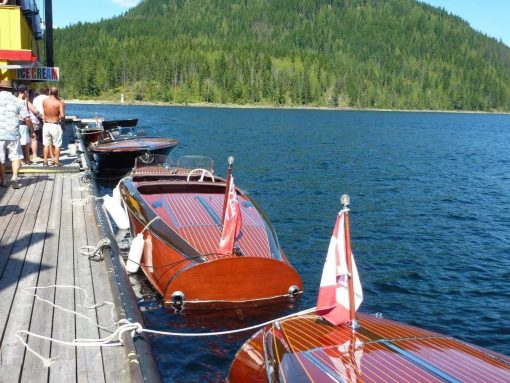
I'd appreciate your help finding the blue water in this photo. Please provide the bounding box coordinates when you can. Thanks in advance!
[68,104,510,382]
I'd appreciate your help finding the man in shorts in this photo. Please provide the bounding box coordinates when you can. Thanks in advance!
[0,80,35,189]
[42,87,65,167]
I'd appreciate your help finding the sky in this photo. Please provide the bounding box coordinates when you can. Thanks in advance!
[37,0,509,47]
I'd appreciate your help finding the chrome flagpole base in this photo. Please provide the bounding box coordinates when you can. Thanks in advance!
[348,319,360,330]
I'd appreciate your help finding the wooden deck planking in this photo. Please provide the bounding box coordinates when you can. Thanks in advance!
[49,175,77,383]
[20,173,62,383]
[84,189,131,383]
[71,174,107,383]
[0,176,41,371]
[0,175,51,381]
[0,180,27,276]
[0,163,148,382]
[0,175,41,331]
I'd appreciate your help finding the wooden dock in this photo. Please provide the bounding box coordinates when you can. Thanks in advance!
[0,123,161,382]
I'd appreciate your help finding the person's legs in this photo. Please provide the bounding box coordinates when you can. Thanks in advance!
[19,124,31,163]
[7,140,23,189]
[0,141,5,186]
[42,123,50,165]
[53,124,63,166]
[31,135,39,160]
[11,158,21,179]
[0,163,5,186]
[22,144,31,163]
[54,147,61,165]
[43,145,49,165]
[50,145,56,163]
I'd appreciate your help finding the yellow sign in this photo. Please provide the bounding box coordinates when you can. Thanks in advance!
[15,67,60,81]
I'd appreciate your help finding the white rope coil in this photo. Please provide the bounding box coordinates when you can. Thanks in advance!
[79,238,111,261]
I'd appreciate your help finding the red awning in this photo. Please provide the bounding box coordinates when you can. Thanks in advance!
[0,49,37,62]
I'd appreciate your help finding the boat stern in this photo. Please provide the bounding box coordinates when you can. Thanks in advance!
[163,256,303,308]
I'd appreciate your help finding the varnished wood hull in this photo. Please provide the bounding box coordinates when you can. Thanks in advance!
[228,312,510,382]
[79,128,104,144]
[120,174,303,308]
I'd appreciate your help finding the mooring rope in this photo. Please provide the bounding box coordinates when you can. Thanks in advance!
[70,194,102,206]
[79,238,111,261]
[16,285,314,368]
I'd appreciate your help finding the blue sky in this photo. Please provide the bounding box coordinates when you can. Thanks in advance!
[39,0,509,47]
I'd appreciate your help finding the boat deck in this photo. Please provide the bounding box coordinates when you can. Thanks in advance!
[0,172,131,382]
[0,120,161,382]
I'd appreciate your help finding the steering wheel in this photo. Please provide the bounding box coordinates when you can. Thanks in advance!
[139,153,155,164]
[186,168,215,182]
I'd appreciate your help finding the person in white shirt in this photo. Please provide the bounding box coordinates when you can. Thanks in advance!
[0,80,35,189]
[33,87,53,162]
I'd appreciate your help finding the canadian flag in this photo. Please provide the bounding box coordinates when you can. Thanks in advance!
[316,209,363,325]
[218,175,242,255]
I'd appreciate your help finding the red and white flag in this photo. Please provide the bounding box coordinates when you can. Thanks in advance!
[218,175,242,255]
[316,210,363,325]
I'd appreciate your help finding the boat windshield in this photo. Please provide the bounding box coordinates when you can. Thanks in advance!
[106,126,160,140]
[133,154,214,176]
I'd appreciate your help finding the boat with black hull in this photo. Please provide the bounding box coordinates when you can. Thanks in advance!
[102,118,138,130]
[118,155,303,308]
[90,126,178,173]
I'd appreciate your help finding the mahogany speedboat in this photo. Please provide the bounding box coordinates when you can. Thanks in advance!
[76,118,138,144]
[75,118,105,144]
[228,311,510,382]
[90,127,178,173]
[228,196,510,382]
[118,155,303,308]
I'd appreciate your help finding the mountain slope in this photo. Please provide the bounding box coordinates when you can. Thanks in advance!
[54,0,510,111]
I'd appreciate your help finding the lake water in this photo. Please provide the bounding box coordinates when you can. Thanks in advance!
[67,103,510,382]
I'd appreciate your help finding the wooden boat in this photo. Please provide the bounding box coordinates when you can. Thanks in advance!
[102,118,138,131]
[228,198,510,382]
[228,311,510,382]
[90,127,178,173]
[118,155,303,308]
[75,118,105,144]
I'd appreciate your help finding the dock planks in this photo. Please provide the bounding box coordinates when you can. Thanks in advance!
[0,173,132,382]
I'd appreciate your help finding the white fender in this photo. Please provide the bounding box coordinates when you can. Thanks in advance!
[126,233,144,273]
[112,185,122,204]
[103,194,129,230]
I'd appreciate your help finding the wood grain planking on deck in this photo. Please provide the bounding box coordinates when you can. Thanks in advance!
[71,175,106,383]
[0,176,16,211]
[20,174,61,383]
[0,179,27,276]
[0,176,52,381]
[0,175,40,332]
[0,175,44,377]
[49,175,77,383]
[83,182,131,383]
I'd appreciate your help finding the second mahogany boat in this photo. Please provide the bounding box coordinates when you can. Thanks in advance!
[119,155,303,308]
[228,197,510,382]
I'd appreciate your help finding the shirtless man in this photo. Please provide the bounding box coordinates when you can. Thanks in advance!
[42,87,65,166]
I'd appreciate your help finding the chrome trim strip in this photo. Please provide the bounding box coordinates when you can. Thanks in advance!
[381,340,460,383]
[195,196,222,226]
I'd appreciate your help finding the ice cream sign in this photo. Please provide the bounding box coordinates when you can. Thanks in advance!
[16,66,59,81]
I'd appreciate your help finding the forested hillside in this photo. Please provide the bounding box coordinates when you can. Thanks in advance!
[54,0,510,111]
